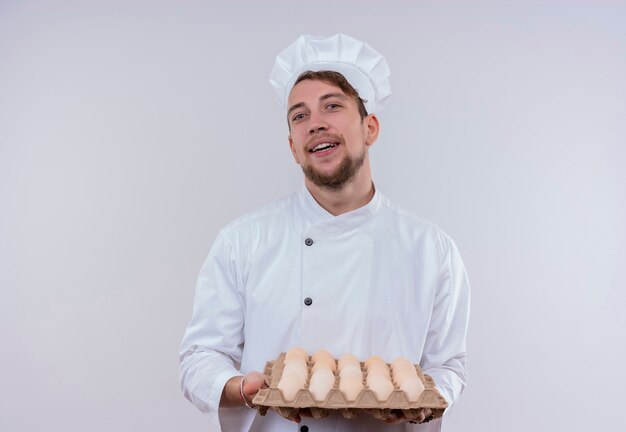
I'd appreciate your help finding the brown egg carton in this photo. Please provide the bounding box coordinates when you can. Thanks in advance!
[252,352,448,421]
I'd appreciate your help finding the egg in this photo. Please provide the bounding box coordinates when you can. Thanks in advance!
[391,358,416,382]
[391,357,414,373]
[400,377,425,402]
[340,370,363,385]
[366,374,395,402]
[277,372,306,401]
[392,363,415,376]
[311,349,334,363]
[364,355,386,369]
[312,357,337,373]
[392,367,414,385]
[339,374,364,401]
[366,369,392,386]
[338,354,360,370]
[311,367,335,381]
[338,362,362,377]
[284,356,308,368]
[282,360,308,381]
[308,370,335,402]
[392,364,417,385]
[367,363,391,379]
[285,347,309,362]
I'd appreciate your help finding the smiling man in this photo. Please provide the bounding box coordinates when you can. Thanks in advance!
[287,72,379,215]
[179,34,470,432]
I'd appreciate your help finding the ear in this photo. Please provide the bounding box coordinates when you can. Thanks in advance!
[288,135,300,164]
[364,114,380,147]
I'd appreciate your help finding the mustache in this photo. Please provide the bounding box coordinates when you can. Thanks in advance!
[306,133,343,150]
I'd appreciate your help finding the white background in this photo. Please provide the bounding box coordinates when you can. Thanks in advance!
[1,1,624,431]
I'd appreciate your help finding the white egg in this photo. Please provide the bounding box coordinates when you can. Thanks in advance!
[393,363,416,375]
[282,360,308,381]
[312,357,337,372]
[400,377,425,402]
[393,369,418,386]
[366,374,395,402]
[338,354,360,370]
[391,357,414,373]
[367,363,391,379]
[283,356,308,368]
[364,355,386,369]
[391,357,417,384]
[311,367,335,381]
[339,369,363,382]
[311,349,334,363]
[339,374,364,401]
[308,370,335,402]
[339,362,362,377]
[366,369,392,386]
[392,368,413,385]
[277,372,306,401]
[285,347,309,361]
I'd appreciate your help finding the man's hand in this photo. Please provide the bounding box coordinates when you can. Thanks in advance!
[220,371,268,407]
[276,407,434,424]
[367,407,434,424]
[274,407,315,424]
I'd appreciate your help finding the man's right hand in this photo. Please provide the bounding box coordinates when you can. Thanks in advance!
[220,371,267,407]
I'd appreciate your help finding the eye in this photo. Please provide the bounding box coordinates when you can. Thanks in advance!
[292,113,306,122]
[326,103,342,110]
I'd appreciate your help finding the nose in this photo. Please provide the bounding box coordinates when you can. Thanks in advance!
[309,124,327,135]
[308,112,328,135]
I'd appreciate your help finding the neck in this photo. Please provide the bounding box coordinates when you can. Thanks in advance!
[304,160,375,216]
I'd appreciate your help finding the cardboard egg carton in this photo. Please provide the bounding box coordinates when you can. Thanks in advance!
[252,352,448,421]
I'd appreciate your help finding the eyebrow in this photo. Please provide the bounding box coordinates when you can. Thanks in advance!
[287,92,348,117]
[320,92,347,102]
[287,102,305,117]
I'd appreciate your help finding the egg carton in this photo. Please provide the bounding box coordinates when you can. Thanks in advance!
[252,352,448,421]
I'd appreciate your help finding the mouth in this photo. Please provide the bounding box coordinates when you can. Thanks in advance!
[309,142,339,153]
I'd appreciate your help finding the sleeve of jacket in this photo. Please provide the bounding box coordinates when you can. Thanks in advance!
[179,227,251,430]
[420,231,471,409]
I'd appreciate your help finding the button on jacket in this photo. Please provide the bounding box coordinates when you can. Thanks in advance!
[179,186,470,432]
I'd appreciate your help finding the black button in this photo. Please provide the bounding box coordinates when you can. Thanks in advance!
[300,426,309,432]
[304,297,313,306]
[304,238,314,246]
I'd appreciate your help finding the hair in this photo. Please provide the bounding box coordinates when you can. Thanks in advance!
[292,70,369,120]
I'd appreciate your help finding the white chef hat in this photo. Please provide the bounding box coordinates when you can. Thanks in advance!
[269,33,391,114]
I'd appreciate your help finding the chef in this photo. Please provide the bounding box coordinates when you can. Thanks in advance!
[179,34,470,432]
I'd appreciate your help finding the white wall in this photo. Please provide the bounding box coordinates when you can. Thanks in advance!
[1,1,624,430]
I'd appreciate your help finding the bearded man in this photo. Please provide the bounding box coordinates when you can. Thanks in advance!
[179,34,470,432]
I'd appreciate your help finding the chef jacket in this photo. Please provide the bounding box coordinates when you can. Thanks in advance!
[179,185,470,432]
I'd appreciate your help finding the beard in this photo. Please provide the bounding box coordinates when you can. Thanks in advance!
[301,148,366,190]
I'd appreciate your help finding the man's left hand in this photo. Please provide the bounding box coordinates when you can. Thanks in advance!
[368,407,433,424]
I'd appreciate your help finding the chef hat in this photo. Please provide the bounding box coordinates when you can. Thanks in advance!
[269,33,391,114]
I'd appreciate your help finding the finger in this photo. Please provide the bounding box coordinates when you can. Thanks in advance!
[384,411,405,424]
[299,408,314,418]
[365,408,387,420]
[274,406,301,423]
[243,372,267,396]
[421,408,434,423]
[415,409,426,423]
[261,375,270,388]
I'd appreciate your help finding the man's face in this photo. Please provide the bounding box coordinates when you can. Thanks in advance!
[287,79,377,190]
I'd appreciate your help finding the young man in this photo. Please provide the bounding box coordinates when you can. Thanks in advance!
[180,34,470,432]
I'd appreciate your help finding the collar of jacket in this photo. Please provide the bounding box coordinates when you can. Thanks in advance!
[296,183,382,238]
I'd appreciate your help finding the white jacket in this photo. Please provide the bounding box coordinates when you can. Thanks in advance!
[180,186,470,431]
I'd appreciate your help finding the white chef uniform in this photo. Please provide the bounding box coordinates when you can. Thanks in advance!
[179,185,470,432]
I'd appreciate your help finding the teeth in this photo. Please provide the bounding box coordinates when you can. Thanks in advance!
[311,142,336,152]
